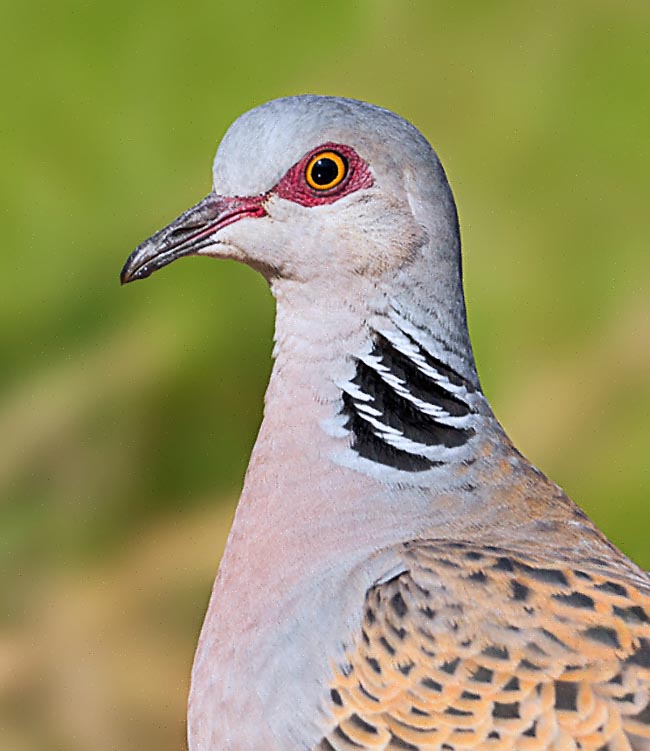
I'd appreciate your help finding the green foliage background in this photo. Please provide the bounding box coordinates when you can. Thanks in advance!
[1,2,649,749]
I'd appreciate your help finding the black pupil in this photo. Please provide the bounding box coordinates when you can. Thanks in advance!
[311,156,344,186]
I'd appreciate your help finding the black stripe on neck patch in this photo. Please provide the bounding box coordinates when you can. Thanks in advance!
[342,332,476,472]
[342,392,442,472]
[373,333,471,417]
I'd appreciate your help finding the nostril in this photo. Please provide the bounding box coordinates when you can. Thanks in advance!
[167,224,202,242]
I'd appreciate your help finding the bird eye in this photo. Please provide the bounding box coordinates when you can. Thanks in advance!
[305,151,348,191]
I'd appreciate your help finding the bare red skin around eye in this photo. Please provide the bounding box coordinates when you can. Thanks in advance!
[272,142,373,207]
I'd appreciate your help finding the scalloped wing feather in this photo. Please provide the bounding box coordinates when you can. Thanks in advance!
[317,542,650,751]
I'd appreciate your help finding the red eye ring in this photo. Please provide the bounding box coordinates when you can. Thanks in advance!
[273,142,373,207]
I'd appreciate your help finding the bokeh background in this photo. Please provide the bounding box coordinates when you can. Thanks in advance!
[2,1,649,749]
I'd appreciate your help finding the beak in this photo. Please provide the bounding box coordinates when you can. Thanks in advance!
[120,192,267,284]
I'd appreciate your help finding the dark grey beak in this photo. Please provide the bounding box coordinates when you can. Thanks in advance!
[121,192,267,284]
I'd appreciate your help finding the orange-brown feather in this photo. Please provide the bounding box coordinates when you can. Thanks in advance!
[318,542,650,751]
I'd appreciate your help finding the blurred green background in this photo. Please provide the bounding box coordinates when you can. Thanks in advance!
[1,1,649,749]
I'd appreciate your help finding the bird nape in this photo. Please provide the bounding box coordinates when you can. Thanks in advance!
[122,96,650,751]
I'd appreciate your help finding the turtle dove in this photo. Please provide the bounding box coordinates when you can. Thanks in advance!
[121,95,650,751]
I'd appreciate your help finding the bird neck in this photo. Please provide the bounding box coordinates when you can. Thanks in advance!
[236,277,517,553]
[266,272,493,474]
[224,272,609,603]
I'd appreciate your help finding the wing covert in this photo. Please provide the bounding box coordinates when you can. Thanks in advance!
[318,542,650,751]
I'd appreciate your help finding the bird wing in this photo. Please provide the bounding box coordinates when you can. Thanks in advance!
[317,541,650,751]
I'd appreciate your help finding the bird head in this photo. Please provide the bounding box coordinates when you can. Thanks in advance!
[121,96,461,291]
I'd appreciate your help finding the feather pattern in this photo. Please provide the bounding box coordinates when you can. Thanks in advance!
[340,325,479,472]
[320,542,650,751]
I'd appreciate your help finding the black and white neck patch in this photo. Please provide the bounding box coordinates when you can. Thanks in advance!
[340,326,477,472]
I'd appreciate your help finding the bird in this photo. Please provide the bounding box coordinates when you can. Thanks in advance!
[121,95,650,751]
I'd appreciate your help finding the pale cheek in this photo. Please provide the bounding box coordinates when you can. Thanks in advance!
[322,206,427,276]
[256,197,427,278]
[201,219,275,266]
